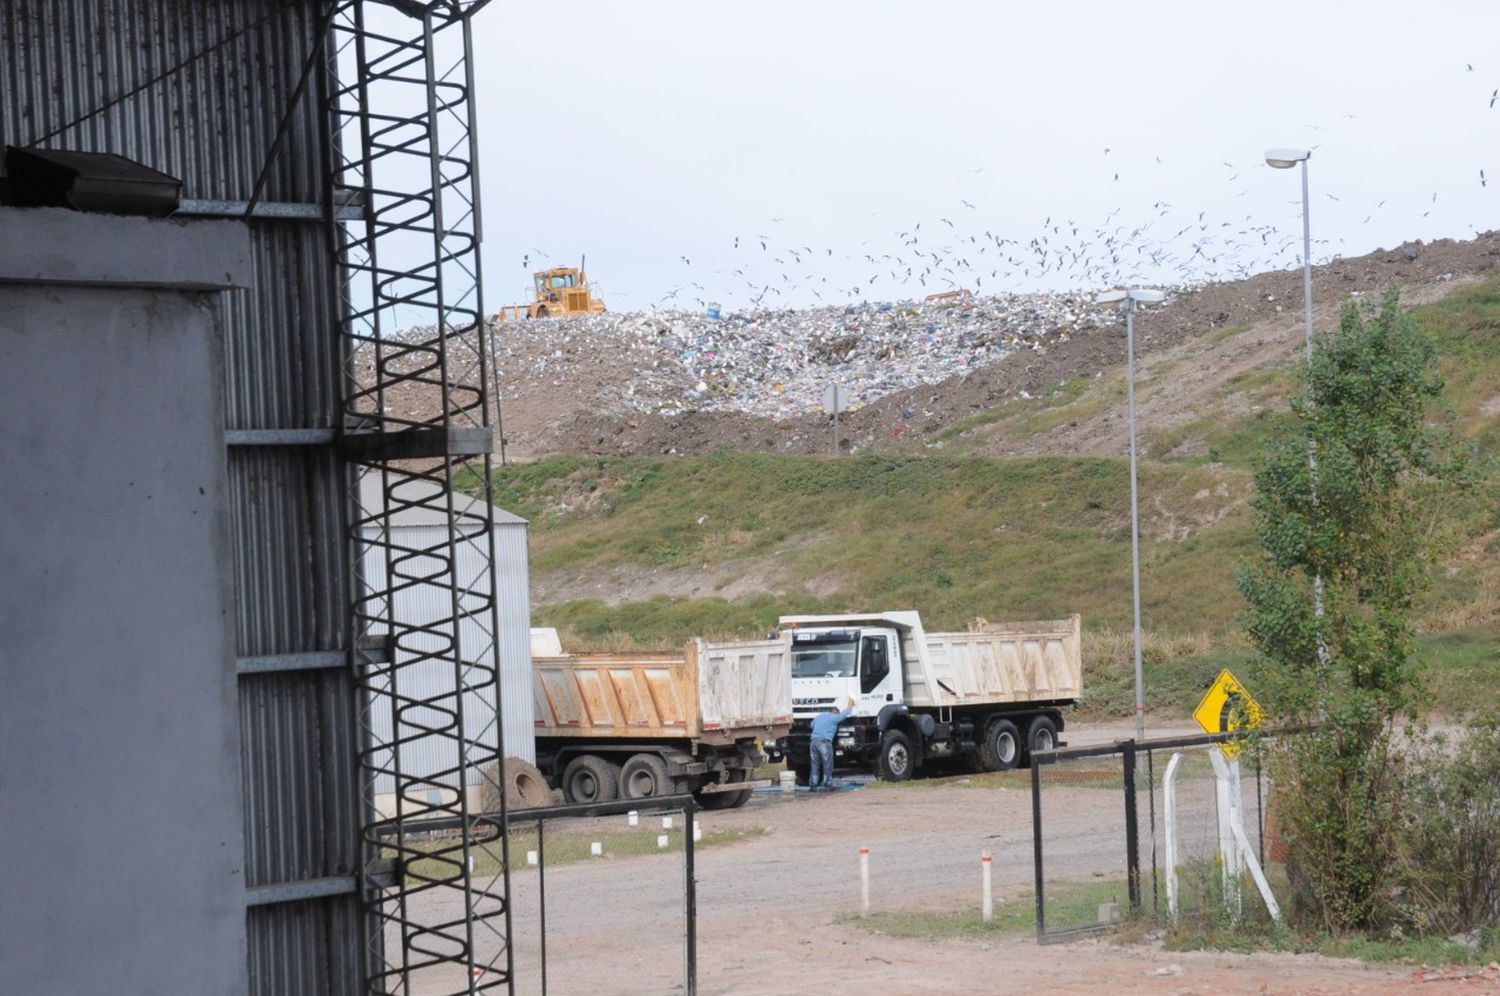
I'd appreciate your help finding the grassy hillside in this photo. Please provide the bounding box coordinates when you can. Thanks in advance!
[491,281,1500,719]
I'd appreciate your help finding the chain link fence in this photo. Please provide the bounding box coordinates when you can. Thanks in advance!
[388,797,698,995]
[502,799,698,996]
[1030,733,1275,941]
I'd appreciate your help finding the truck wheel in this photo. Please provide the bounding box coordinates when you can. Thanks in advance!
[695,769,749,810]
[561,755,618,804]
[1023,715,1058,767]
[620,753,672,800]
[790,761,811,787]
[877,729,915,782]
[983,719,1021,772]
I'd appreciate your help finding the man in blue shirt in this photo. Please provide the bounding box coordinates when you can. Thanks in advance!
[808,697,856,791]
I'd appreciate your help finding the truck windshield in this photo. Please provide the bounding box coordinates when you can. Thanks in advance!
[791,641,857,678]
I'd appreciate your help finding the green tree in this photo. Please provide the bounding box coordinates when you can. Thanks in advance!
[1238,289,1470,932]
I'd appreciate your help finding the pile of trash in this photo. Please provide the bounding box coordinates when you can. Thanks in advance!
[388,291,1162,421]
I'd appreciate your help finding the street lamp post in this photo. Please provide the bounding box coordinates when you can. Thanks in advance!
[1097,287,1165,744]
[1265,148,1329,665]
[1265,148,1314,357]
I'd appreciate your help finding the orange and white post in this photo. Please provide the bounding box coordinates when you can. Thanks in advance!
[981,852,993,922]
[859,846,870,917]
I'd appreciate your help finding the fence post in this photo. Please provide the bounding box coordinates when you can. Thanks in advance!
[1122,739,1141,915]
[1031,748,1045,941]
[684,802,697,996]
[538,816,548,996]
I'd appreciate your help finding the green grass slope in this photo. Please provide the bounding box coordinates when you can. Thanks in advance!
[491,281,1500,719]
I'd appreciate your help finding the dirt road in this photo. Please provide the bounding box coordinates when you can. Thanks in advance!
[399,719,1455,995]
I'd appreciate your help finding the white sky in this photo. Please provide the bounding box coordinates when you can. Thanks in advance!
[468,0,1499,312]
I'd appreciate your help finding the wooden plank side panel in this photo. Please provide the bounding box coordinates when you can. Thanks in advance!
[643,667,690,731]
[607,667,658,729]
[573,668,617,729]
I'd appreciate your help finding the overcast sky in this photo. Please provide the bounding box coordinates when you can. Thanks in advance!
[466,0,1499,313]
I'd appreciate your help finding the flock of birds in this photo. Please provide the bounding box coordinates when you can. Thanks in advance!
[517,66,1496,315]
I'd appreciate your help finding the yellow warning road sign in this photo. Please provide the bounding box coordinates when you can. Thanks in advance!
[1192,669,1263,756]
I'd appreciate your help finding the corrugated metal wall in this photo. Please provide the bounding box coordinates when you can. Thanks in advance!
[2,3,363,992]
[361,519,537,794]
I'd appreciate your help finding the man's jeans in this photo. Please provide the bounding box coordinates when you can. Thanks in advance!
[809,738,835,789]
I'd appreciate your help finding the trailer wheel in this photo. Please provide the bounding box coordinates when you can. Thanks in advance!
[877,729,915,782]
[620,753,672,800]
[1023,715,1058,767]
[561,754,619,804]
[982,719,1021,772]
[695,769,749,810]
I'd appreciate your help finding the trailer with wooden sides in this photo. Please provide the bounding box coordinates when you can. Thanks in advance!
[530,630,791,809]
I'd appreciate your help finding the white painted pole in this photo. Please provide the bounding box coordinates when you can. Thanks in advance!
[859,846,871,917]
[1162,752,1182,922]
[981,852,993,923]
[1208,750,1243,918]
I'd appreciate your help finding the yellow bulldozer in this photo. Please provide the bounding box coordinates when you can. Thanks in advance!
[498,258,606,321]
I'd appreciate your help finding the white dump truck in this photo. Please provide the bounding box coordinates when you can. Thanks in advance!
[772,611,1082,782]
[530,629,791,809]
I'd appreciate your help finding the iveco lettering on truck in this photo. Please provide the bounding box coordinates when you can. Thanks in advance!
[772,612,1082,783]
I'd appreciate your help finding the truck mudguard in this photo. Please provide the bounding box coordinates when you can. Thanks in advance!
[876,703,909,732]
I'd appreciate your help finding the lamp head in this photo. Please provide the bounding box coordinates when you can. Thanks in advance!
[1265,147,1311,169]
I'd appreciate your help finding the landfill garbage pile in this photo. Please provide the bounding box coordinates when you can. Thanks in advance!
[480,292,1140,420]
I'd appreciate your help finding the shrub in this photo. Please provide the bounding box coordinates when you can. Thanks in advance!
[1394,720,1500,936]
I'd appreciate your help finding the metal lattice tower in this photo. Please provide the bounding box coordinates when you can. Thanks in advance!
[326,1,510,991]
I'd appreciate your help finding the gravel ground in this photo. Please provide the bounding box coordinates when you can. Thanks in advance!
[397,720,1441,995]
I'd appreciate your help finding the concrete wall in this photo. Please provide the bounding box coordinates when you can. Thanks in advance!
[0,208,251,995]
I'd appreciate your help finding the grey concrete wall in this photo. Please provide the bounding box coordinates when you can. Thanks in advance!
[0,210,251,994]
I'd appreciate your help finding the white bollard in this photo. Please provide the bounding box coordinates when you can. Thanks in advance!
[627,810,639,827]
[981,852,993,923]
[859,846,871,917]
[526,850,538,866]
[692,820,702,842]
[656,834,669,850]
[1163,752,1182,922]
[662,815,673,830]
[590,841,602,857]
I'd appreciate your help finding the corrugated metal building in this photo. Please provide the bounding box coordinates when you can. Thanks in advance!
[3,2,513,991]
[359,477,535,812]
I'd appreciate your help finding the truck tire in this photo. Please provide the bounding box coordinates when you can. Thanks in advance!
[561,754,618,804]
[790,760,811,787]
[695,769,749,810]
[620,753,673,800]
[1023,715,1058,767]
[877,729,915,782]
[982,719,1021,772]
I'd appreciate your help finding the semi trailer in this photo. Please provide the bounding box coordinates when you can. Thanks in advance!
[530,630,791,809]
[773,611,1082,783]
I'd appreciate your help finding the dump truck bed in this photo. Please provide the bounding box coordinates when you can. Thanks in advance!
[914,615,1082,707]
[532,638,791,744]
